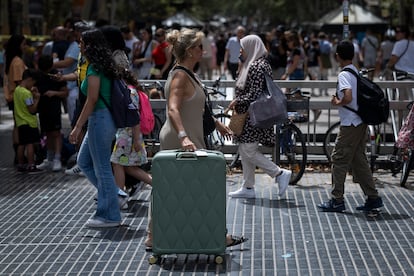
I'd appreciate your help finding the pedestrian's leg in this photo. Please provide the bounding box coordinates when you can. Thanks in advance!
[88,109,120,222]
[350,125,378,197]
[238,143,258,188]
[331,126,355,200]
[77,132,97,187]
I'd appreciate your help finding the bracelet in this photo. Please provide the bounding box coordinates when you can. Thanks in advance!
[177,130,187,139]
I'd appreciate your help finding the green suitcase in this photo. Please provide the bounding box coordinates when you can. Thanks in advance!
[150,150,226,263]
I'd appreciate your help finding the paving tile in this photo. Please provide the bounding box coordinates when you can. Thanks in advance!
[1,127,414,274]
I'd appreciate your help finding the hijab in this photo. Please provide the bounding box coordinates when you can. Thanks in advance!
[236,35,268,89]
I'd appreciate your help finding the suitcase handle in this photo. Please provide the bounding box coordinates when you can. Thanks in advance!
[176,151,198,160]
[176,150,210,160]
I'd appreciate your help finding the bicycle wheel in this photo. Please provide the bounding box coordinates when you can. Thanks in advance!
[323,122,380,172]
[205,113,232,150]
[279,122,307,185]
[323,122,340,163]
[400,149,414,187]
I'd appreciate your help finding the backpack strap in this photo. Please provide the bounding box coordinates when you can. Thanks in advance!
[340,67,359,115]
[99,83,112,111]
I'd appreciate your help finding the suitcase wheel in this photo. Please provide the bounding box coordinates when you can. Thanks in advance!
[214,255,224,264]
[148,255,159,265]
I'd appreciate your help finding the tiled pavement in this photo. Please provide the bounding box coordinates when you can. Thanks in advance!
[1,108,414,275]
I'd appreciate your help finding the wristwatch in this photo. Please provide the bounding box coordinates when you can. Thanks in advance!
[177,130,187,139]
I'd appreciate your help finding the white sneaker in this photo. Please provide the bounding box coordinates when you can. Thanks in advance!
[85,218,120,228]
[276,169,292,197]
[37,159,51,170]
[118,195,129,210]
[52,159,62,172]
[65,164,85,176]
[228,187,255,198]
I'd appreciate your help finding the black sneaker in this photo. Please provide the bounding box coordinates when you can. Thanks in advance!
[27,165,44,175]
[17,165,27,173]
[356,197,383,211]
[317,198,346,212]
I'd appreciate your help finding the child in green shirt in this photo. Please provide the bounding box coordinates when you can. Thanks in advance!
[13,69,42,173]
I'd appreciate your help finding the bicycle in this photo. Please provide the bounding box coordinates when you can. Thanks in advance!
[386,70,414,187]
[221,88,309,185]
[203,79,231,151]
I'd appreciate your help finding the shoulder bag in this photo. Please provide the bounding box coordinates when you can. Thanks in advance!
[248,74,287,128]
[228,110,248,136]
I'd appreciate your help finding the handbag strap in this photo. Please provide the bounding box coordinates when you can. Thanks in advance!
[398,40,410,62]
[174,65,201,85]
[140,41,151,56]
[263,73,275,96]
[174,65,210,102]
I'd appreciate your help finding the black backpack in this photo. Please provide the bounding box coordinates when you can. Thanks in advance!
[341,68,389,125]
[100,78,140,128]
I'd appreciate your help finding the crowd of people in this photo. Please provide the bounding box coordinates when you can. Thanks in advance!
[1,17,413,249]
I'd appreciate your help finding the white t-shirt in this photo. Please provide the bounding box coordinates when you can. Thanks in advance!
[337,64,363,126]
[202,36,214,58]
[392,39,414,72]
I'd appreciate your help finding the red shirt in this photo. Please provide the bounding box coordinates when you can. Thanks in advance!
[152,41,169,66]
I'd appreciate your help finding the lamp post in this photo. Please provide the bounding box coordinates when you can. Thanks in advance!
[342,0,349,40]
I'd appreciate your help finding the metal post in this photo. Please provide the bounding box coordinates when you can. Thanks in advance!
[343,0,349,40]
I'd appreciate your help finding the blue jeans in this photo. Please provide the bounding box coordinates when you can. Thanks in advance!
[77,108,121,223]
[289,69,304,80]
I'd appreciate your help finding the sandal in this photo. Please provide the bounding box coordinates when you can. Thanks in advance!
[145,234,152,252]
[226,235,248,247]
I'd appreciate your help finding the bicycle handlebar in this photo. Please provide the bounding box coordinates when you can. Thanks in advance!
[395,70,414,80]
[140,81,164,91]
[204,85,226,97]
[359,67,375,75]
[212,76,221,88]
[285,88,311,97]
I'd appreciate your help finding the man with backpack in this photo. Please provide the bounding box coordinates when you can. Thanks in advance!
[317,40,383,213]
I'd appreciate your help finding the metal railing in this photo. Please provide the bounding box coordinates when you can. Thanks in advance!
[143,79,414,160]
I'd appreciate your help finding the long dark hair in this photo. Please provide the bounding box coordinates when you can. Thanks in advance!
[99,25,138,87]
[81,29,117,79]
[5,34,25,74]
[100,25,126,53]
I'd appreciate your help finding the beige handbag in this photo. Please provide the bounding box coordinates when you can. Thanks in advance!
[228,110,248,135]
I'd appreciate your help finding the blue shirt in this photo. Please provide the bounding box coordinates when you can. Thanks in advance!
[62,41,80,90]
[226,36,241,64]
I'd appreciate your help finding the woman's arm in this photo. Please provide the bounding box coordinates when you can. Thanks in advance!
[43,86,69,98]
[168,72,197,150]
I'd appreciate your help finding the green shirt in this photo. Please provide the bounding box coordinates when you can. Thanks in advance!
[13,86,38,128]
[81,65,111,111]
